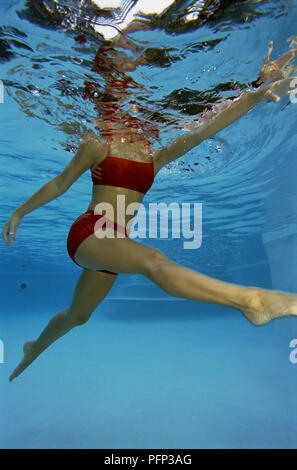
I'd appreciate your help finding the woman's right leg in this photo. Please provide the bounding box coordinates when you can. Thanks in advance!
[75,234,297,326]
[9,268,116,382]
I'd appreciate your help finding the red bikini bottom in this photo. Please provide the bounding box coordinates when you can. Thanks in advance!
[67,210,128,275]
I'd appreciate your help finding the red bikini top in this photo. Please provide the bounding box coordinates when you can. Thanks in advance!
[91,140,155,195]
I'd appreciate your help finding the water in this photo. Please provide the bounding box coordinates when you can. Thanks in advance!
[1,0,297,449]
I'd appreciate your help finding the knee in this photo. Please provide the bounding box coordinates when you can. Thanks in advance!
[142,249,168,279]
[72,316,90,327]
[65,308,93,327]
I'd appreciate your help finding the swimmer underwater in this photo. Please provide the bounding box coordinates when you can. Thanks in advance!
[2,33,297,382]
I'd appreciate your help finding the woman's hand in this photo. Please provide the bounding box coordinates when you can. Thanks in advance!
[257,76,297,103]
[2,210,22,246]
[258,39,297,84]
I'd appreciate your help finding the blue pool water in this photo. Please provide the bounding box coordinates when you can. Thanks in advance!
[1,0,297,449]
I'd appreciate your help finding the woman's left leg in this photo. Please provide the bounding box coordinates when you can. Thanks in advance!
[75,234,297,327]
[9,269,116,382]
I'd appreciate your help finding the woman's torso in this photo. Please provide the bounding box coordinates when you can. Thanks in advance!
[86,133,156,228]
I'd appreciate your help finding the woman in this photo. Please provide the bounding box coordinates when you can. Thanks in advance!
[2,42,297,382]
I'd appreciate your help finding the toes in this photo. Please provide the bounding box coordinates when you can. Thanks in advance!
[8,372,16,382]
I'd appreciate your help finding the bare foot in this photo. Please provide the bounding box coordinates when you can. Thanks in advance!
[9,340,36,382]
[241,288,297,326]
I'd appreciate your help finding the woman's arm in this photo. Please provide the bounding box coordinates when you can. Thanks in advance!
[153,77,295,174]
[2,131,106,246]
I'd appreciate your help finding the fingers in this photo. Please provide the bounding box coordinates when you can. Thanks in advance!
[7,229,13,246]
[2,223,8,245]
[287,35,297,49]
[2,229,9,245]
[8,232,13,245]
[264,89,280,103]
[2,221,16,246]
[269,90,280,102]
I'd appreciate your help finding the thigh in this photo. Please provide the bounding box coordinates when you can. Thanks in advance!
[75,233,165,275]
[68,268,117,317]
